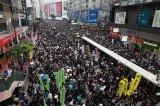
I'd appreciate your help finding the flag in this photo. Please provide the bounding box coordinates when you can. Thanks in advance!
[43,100,48,106]
[38,74,44,90]
[46,76,50,93]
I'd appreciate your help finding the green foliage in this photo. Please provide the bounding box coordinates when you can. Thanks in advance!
[11,42,33,61]
[50,14,56,19]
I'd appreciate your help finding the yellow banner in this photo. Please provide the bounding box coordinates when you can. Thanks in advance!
[123,78,128,96]
[127,78,135,96]
[133,73,142,91]
[118,80,125,97]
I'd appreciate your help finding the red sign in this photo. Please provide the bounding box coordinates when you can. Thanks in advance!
[130,36,143,44]
[44,5,49,15]
[0,29,23,47]
[109,27,120,39]
[56,2,62,17]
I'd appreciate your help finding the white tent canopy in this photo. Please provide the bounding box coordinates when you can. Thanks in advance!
[82,36,159,86]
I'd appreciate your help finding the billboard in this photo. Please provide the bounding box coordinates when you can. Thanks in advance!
[115,12,126,24]
[98,10,110,21]
[89,9,98,22]
[50,3,56,15]
[56,2,62,17]
[137,11,150,26]
[44,5,49,16]
[152,10,160,28]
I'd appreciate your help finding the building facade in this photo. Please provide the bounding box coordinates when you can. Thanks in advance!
[67,0,110,25]
[108,0,160,58]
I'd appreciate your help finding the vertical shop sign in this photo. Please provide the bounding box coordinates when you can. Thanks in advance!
[21,0,26,14]
[56,2,62,17]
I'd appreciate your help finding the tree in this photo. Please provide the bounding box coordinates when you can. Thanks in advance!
[50,14,56,19]
[11,41,33,62]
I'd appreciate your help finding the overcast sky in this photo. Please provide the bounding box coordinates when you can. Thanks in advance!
[44,0,61,3]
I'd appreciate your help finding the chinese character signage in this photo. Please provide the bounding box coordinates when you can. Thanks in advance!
[137,11,150,26]
[152,10,160,28]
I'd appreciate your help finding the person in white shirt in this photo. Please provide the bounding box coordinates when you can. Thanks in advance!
[7,68,12,77]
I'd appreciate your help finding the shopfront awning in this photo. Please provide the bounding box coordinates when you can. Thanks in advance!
[0,29,23,47]
[82,36,159,86]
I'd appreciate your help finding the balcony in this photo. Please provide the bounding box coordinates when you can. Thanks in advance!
[0,72,25,102]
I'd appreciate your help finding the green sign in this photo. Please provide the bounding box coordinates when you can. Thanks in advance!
[142,40,159,50]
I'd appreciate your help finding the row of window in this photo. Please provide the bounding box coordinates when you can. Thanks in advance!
[0,23,6,32]
[0,0,11,5]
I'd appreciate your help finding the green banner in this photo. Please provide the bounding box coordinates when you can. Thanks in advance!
[56,72,60,89]
[60,68,65,84]
[46,76,50,92]
[60,86,66,106]
[38,74,44,90]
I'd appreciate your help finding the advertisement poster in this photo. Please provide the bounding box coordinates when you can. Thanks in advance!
[152,10,160,28]
[56,2,62,17]
[115,12,126,24]
[89,9,98,22]
[137,10,150,26]
[63,1,67,10]
[120,0,128,6]
[128,0,135,5]
[44,5,49,16]
[98,10,110,21]
[50,3,56,15]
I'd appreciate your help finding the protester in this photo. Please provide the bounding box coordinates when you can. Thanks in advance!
[11,20,159,106]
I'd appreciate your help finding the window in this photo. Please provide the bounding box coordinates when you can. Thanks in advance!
[86,5,88,9]
[0,23,6,32]
[0,3,3,11]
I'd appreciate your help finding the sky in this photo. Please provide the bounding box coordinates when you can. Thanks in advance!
[44,0,61,3]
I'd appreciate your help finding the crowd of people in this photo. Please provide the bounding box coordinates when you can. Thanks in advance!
[11,20,160,106]
[83,30,160,75]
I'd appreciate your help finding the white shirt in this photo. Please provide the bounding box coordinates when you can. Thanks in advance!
[7,69,12,75]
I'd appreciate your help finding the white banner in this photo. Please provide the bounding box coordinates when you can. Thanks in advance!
[50,3,57,15]
[152,10,160,28]
[115,12,126,24]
